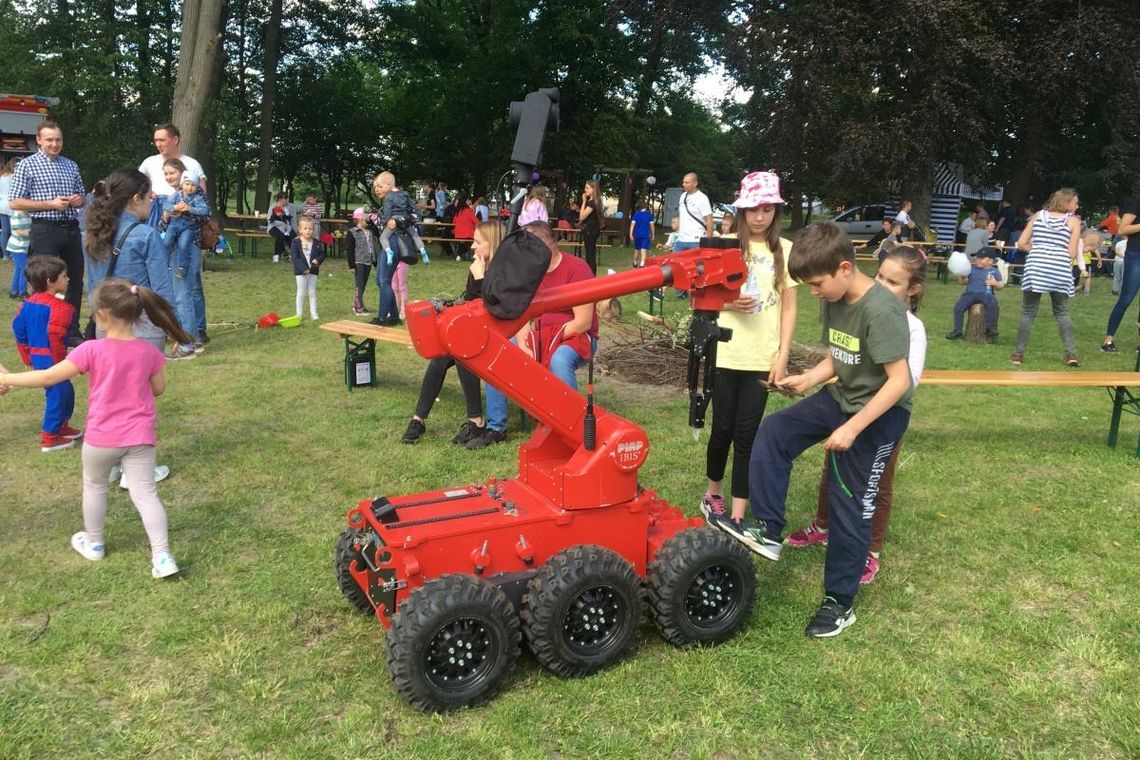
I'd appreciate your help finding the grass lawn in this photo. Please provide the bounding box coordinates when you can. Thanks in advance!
[1,243,1138,759]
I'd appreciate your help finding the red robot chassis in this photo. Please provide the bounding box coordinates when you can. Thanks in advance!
[335,242,760,711]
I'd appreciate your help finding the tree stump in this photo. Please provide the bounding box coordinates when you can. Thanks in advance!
[964,303,989,343]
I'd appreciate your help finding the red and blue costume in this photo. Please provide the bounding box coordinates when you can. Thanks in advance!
[13,292,76,435]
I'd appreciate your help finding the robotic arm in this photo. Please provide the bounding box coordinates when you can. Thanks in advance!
[404,238,745,510]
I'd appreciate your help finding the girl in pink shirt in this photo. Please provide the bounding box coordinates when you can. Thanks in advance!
[0,279,194,578]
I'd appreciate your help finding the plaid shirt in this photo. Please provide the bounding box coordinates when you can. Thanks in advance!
[9,149,85,222]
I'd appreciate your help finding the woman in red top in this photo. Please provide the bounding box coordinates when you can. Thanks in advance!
[451,193,479,261]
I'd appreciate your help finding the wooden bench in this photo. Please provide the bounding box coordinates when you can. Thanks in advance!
[921,369,1140,457]
[227,230,270,258]
[319,319,413,390]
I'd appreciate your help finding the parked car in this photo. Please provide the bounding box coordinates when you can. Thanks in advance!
[830,203,896,241]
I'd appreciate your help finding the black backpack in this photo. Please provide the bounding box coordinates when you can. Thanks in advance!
[389,219,420,266]
[482,229,552,319]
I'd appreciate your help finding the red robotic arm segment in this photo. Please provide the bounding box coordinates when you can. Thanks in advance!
[402,241,746,510]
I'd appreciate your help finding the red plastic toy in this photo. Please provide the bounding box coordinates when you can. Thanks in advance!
[334,240,762,711]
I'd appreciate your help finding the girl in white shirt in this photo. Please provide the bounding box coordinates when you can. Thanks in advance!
[784,245,929,584]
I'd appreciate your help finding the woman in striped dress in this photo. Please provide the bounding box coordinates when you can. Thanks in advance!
[1012,188,1082,366]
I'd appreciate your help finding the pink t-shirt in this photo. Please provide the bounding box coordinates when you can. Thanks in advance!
[68,338,165,447]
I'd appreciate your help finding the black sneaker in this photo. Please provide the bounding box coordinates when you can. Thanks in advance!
[450,420,485,445]
[401,418,425,444]
[1100,342,1118,353]
[945,330,963,340]
[465,428,507,450]
[805,596,856,638]
[985,329,999,343]
[198,331,211,345]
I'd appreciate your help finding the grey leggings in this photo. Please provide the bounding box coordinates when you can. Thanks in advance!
[81,443,170,556]
[1015,290,1076,355]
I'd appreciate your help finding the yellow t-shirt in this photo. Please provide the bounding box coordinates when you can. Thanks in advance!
[716,236,797,371]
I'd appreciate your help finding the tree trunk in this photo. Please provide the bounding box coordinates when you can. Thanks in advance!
[198,0,228,217]
[170,0,224,153]
[254,0,284,215]
[905,162,935,237]
[135,0,153,112]
[787,189,803,229]
[163,0,175,89]
[234,0,248,213]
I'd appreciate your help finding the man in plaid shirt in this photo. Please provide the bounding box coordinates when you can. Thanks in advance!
[9,120,86,344]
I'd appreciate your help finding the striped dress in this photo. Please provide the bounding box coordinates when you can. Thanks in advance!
[1021,210,1075,296]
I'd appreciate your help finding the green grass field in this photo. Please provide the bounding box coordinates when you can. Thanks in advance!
[1,245,1138,759]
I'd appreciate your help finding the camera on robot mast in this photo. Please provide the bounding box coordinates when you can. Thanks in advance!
[505,87,560,233]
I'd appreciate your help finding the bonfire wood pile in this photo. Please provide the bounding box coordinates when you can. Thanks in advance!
[596,312,825,388]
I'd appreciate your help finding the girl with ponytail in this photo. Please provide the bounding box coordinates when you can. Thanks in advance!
[0,278,192,578]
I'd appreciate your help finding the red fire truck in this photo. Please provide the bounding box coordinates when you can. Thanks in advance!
[0,94,58,163]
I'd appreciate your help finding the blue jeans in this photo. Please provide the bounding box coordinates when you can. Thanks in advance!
[0,213,10,255]
[483,336,598,432]
[165,218,197,273]
[192,263,206,335]
[373,250,398,322]
[172,246,202,344]
[9,251,27,295]
[749,389,909,607]
[1106,253,1140,337]
[952,291,999,332]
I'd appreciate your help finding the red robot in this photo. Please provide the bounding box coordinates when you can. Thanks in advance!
[334,237,761,711]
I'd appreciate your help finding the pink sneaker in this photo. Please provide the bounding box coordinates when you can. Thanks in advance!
[860,555,880,585]
[699,491,726,520]
[784,520,828,548]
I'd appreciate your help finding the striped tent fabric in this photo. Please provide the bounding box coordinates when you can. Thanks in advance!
[929,194,961,243]
[933,163,962,196]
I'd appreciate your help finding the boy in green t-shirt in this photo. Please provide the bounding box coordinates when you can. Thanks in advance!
[719,221,913,638]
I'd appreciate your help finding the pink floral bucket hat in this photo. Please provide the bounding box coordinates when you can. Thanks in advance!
[732,171,786,209]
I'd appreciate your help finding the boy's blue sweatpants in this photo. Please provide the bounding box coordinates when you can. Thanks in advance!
[749,389,910,606]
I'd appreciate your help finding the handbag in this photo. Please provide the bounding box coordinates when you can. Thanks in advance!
[199,216,221,250]
[83,222,141,339]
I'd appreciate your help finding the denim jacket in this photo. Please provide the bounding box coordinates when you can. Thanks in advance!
[86,211,175,305]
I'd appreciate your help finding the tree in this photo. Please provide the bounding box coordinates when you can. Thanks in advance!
[252,0,283,213]
[171,0,225,154]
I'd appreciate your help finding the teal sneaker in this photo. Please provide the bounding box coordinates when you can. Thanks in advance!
[721,519,782,561]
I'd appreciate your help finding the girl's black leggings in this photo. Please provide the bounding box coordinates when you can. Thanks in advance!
[706,367,771,500]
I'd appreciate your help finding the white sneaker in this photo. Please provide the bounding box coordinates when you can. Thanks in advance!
[151,552,180,578]
[71,531,105,561]
[119,465,171,490]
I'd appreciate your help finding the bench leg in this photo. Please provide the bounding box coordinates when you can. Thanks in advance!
[1107,386,1124,448]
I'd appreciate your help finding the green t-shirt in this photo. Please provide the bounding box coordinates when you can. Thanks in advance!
[823,282,913,414]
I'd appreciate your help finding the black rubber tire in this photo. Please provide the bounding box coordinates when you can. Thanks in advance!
[521,545,642,678]
[334,528,375,615]
[646,526,757,648]
[386,574,521,712]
